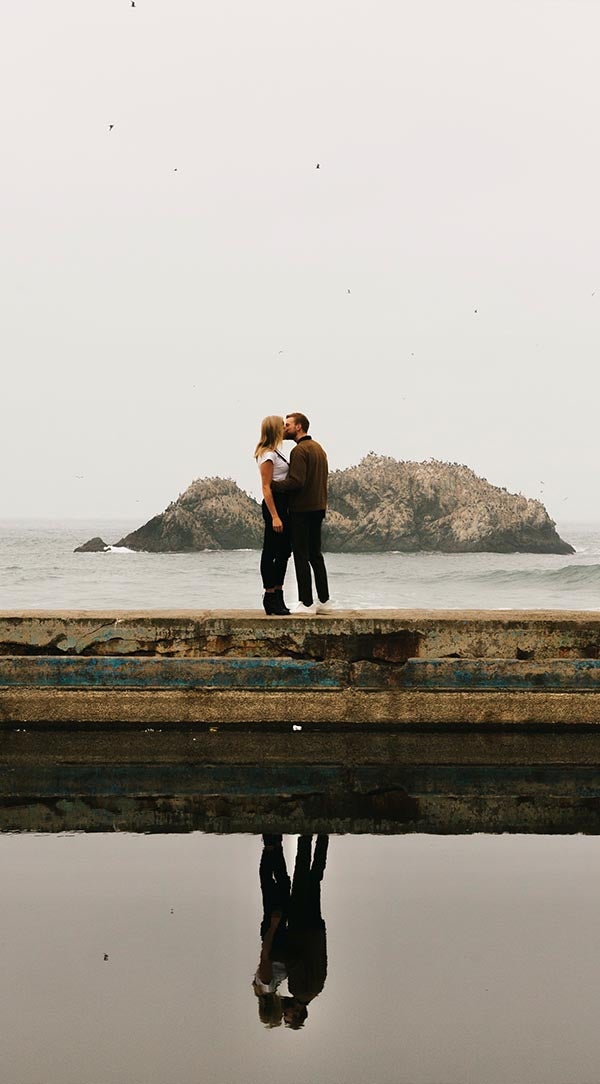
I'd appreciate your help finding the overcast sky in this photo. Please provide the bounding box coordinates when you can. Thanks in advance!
[2,0,599,524]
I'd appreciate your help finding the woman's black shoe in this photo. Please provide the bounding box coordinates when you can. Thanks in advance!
[263,592,276,614]
[273,589,290,615]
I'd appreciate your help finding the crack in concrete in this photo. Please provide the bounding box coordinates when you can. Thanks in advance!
[71,621,134,655]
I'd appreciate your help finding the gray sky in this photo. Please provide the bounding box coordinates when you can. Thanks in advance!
[2,0,599,523]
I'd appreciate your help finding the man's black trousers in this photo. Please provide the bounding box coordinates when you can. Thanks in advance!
[290,509,329,607]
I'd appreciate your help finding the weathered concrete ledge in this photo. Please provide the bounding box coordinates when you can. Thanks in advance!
[2,609,600,660]
[1,610,600,726]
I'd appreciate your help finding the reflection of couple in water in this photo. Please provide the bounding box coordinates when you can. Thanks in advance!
[253,834,328,1030]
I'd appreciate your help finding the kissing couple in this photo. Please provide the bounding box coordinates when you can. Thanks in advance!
[254,412,334,616]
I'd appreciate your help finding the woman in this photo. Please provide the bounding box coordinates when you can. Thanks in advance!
[251,834,290,1028]
[254,415,292,615]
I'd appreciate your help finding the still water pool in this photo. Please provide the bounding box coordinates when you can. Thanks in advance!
[2,831,599,1084]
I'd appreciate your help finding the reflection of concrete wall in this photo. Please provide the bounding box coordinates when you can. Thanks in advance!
[3,776,600,835]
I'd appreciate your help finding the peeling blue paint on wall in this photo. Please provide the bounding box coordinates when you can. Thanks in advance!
[0,655,345,689]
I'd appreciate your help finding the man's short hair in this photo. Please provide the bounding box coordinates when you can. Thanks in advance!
[281,996,308,1029]
[286,412,310,432]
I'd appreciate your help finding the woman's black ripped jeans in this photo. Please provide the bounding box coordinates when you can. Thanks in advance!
[260,495,292,589]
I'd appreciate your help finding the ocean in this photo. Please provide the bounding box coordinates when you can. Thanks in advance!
[4,520,600,1084]
[0,518,599,611]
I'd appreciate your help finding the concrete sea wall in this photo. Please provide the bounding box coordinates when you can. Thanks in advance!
[2,610,600,834]
[2,609,600,724]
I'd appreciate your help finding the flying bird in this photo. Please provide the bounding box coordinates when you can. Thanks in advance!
[316,163,320,169]
[108,124,114,131]
[347,289,351,294]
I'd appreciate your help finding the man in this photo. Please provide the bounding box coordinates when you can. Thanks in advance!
[272,412,333,615]
[281,834,329,1029]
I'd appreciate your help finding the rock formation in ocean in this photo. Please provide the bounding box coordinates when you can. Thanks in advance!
[74,536,110,553]
[323,455,574,554]
[74,457,574,554]
[113,477,263,552]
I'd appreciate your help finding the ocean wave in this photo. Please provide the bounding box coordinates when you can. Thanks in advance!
[472,564,600,587]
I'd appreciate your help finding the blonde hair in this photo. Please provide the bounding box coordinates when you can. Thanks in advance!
[257,992,283,1028]
[254,415,284,459]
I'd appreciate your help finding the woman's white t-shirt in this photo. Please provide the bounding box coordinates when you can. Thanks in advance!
[257,448,289,482]
[253,960,287,995]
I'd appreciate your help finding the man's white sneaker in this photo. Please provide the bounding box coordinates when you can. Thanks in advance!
[316,600,336,614]
[294,603,317,615]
